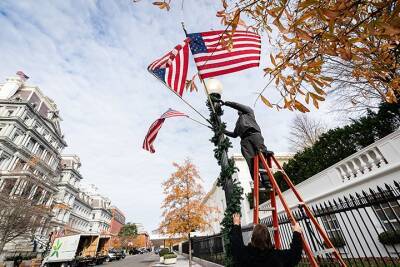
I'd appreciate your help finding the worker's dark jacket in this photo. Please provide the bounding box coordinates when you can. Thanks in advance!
[223,101,261,138]
[230,225,303,267]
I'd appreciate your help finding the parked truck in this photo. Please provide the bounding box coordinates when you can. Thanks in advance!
[42,234,110,267]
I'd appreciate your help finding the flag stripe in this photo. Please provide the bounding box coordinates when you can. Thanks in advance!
[193,48,261,61]
[203,36,261,45]
[200,30,259,38]
[197,56,260,71]
[199,60,260,74]
[200,63,260,79]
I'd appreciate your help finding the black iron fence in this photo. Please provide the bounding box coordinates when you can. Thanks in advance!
[181,233,225,265]
[189,181,400,266]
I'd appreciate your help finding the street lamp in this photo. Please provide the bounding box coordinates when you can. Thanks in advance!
[204,78,234,203]
[204,78,223,97]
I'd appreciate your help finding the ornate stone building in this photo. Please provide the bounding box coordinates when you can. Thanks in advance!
[0,73,124,255]
[0,73,67,251]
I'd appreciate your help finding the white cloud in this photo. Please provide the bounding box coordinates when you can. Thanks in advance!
[0,0,339,232]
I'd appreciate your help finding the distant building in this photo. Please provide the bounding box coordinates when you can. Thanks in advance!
[81,184,112,234]
[110,206,126,236]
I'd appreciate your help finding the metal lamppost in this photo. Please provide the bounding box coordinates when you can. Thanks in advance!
[204,78,234,203]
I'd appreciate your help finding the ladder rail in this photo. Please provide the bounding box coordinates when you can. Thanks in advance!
[253,155,260,224]
[270,154,347,267]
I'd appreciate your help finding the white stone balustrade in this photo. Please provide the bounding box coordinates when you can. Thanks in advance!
[259,128,400,214]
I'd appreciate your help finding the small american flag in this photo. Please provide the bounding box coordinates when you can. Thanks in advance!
[143,109,188,153]
[187,30,261,79]
[16,71,29,81]
[148,39,190,97]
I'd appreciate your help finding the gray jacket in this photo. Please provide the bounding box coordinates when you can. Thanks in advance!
[223,101,262,138]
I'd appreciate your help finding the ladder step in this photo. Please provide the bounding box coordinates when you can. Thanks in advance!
[259,207,275,211]
[313,248,335,257]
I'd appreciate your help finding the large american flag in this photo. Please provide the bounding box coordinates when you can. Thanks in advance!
[148,39,190,97]
[187,30,261,79]
[143,109,188,153]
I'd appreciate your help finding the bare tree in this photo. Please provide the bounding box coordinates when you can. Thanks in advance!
[324,58,383,116]
[0,193,50,254]
[288,114,327,152]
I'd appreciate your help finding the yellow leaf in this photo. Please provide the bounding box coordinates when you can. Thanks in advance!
[305,93,310,104]
[273,18,286,32]
[312,97,319,109]
[310,92,325,101]
[221,0,228,9]
[296,28,313,41]
[294,100,310,113]
[270,54,276,66]
[261,95,273,108]
[299,0,318,10]
[231,9,241,32]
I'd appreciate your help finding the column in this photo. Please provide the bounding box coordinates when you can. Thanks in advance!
[7,155,18,171]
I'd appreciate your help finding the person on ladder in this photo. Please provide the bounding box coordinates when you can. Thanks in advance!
[218,100,273,190]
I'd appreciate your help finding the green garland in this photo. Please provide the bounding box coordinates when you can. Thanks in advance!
[207,95,243,267]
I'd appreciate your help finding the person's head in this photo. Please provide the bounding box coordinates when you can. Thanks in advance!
[251,224,273,250]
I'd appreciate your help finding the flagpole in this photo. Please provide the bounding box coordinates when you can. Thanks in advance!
[187,116,212,129]
[148,70,211,125]
[181,22,217,115]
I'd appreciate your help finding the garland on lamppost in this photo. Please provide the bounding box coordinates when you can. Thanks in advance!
[207,95,243,267]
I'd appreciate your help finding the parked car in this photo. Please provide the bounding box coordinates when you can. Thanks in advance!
[106,250,117,262]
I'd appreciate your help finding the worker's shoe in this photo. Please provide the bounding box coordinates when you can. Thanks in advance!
[260,175,272,191]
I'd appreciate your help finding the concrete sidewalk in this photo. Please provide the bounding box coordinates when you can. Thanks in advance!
[152,254,202,267]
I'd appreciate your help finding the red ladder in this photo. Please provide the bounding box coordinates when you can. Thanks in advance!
[252,152,347,267]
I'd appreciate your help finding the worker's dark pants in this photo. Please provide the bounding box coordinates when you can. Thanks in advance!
[240,133,270,189]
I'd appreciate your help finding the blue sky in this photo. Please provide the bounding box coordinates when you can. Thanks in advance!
[0,0,340,233]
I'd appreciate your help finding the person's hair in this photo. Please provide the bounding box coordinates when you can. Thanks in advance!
[251,224,273,250]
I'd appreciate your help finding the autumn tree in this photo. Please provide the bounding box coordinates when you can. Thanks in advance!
[158,159,216,267]
[146,0,399,112]
[0,192,50,254]
[288,114,326,151]
[118,223,138,248]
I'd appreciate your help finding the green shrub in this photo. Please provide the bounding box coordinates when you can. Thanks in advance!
[159,248,170,257]
[378,230,400,245]
[163,253,177,259]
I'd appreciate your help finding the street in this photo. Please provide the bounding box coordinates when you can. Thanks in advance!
[104,254,159,267]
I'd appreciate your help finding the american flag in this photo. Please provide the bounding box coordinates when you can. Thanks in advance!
[143,109,188,153]
[187,30,261,79]
[148,39,190,97]
[16,71,29,81]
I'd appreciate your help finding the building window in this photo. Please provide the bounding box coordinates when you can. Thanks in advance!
[22,182,33,197]
[5,108,16,117]
[1,178,17,195]
[373,201,400,230]
[321,214,345,241]
[11,130,22,143]
[26,138,36,151]
[14,159,26,171]
[36,145,44,157]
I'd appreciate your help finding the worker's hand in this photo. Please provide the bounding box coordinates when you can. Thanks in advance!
[292,223,302,233]
[232,213,241,226]
[215,99,224,105]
